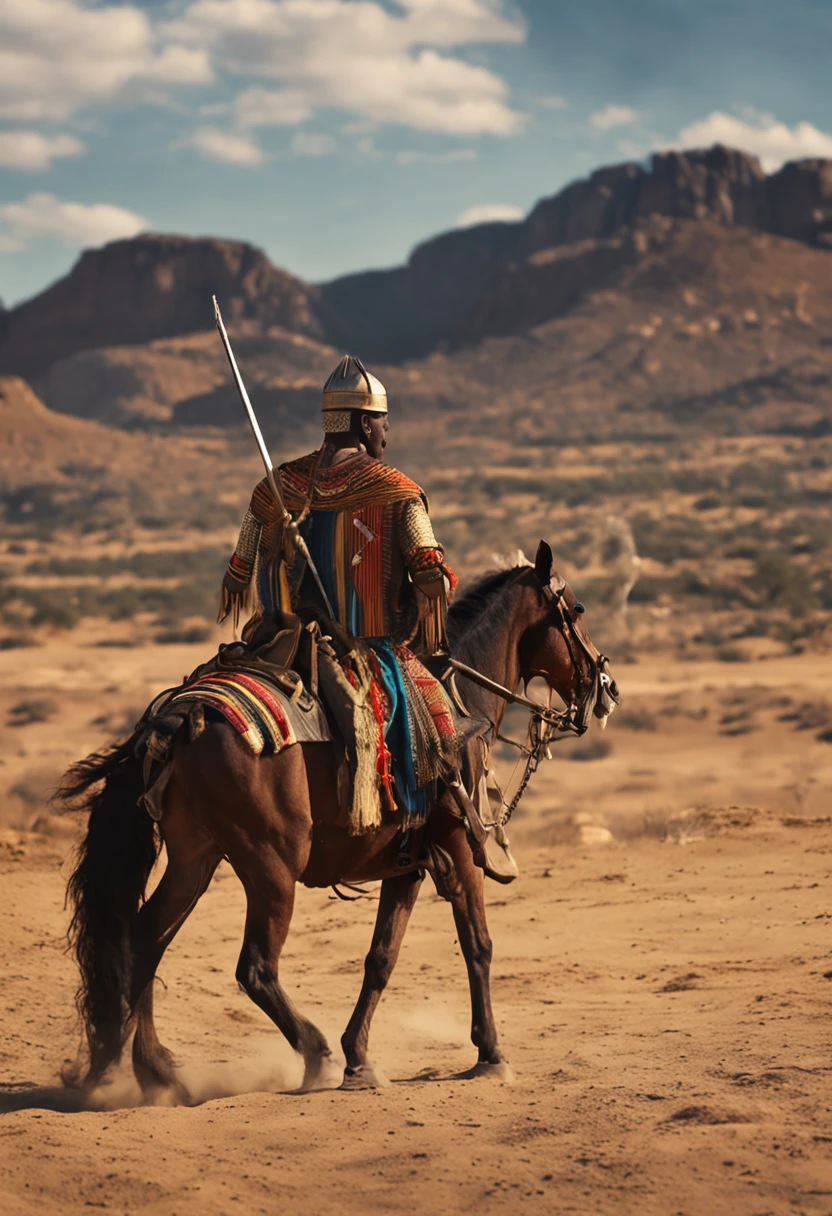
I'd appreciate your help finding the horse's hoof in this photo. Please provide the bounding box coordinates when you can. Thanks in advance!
[301,1055,344,1093]
[339,1064,389,1091]
[460,1060,515,1083]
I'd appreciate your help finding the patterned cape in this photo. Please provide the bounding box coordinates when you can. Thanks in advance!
[221,450,451,651]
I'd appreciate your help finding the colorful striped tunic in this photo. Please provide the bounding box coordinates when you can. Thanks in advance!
[222,450,450,648]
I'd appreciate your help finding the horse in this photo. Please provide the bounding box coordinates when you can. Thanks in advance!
[59,540,617,1101]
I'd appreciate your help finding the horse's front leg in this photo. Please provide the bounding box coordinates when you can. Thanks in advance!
[436,812,514,1080]
[340,870,423,1089]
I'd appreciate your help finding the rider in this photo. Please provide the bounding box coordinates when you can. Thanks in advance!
[220,356,459,847]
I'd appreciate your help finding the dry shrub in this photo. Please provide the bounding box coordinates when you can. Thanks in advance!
[566,736,613,762]
[616,706,657,731]
[7,697,58,726]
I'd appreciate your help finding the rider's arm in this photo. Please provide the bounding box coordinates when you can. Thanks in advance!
[398,498,457,652]
[399,498,444,589]
[218,478,282,625]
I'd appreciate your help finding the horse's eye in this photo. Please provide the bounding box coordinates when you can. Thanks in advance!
[573,602,585,615]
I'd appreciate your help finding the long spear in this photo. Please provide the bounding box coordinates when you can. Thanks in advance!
[212,296,335,618]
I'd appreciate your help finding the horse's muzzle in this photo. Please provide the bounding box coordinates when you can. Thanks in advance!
[593,663,620,722]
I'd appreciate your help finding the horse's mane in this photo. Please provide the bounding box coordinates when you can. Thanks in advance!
[447,566,525,646]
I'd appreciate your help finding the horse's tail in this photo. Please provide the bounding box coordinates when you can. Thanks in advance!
[57,732,160,1089]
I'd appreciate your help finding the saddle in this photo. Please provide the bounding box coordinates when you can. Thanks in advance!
[135,611,480,838]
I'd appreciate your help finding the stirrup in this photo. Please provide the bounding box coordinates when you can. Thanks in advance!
[479,824,519,885]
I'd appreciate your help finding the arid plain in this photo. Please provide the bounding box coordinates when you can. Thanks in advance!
[2,643,832,1216]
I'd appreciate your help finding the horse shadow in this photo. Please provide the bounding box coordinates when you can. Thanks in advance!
[0,1081,108,1114]
[0,1065,503,1114]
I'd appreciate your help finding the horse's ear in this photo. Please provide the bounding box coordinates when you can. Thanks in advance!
[534,541,553,586]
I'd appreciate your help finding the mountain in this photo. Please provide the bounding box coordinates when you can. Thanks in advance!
[319,145,832,359]
[1,144,830,383]
[0,236,323,381]
[1,146,832,659]
[0,375,174,483]
[409,217,832,448]
[31,326,337,428]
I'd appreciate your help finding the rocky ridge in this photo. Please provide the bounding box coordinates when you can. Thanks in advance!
[1,145,831,380]
[0,236,323,380]
[319,145,832,358]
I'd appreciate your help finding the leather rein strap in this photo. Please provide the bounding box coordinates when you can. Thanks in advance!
[447,657,579,734]
[446,656,576,830]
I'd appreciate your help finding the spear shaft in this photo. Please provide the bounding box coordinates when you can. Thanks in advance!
[212,296,335,618]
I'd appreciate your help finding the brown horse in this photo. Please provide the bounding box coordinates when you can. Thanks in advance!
[60,541,617,1100]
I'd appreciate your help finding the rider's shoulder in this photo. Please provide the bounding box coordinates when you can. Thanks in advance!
[278,451,317,478]
[272,449,426,509]
[369,458,424,501]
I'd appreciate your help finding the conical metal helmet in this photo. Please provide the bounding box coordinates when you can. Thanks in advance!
[321,355,387,414]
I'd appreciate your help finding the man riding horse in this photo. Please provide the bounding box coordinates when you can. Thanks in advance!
[218,356,505,874]
[58,349,618,1095]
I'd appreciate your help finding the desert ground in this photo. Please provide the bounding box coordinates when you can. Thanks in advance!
[2,637,832,1216]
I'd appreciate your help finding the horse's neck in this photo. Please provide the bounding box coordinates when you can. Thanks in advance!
[455,582,532,731]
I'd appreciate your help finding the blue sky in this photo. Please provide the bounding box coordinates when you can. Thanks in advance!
[1,0,831,305]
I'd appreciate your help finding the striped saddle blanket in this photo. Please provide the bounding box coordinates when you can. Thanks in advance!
[167,670,330,757]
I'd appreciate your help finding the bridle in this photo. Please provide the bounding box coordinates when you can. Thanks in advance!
[446,571,618,829]
[541,575,617,733]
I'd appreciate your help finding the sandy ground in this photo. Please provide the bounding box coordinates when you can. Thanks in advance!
[2,643,832,1214]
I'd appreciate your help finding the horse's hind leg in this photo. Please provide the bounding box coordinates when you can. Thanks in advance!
[340,871,423,1089]
[130,800,222,1101]
[236,854,337,1092]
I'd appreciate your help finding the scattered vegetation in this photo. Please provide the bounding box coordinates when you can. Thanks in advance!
[8,698,58,727]
[716,645,750,663]
[616,706,658,731]
[0,635,34,650]
[155,625,213,645]
[566,737,613,762]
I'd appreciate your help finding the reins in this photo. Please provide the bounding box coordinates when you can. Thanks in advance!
[446,656,579,829]
[493,710,559,827]
[448,657,582,735]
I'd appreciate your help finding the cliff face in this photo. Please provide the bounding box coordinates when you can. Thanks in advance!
[317,220,520,361]
[520,146,832,251]
[318,146,832,358]
[1,144,831,379]
[0,235,323,380]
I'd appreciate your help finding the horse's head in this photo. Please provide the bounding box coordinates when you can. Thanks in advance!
[517,541,620,734]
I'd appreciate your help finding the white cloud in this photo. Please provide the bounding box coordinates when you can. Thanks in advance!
[674,109,832,172]
[165,0,526,137]
[0,130,85,169]
[396,147,477,165]
[538,95,568,110]
[290,130,334,156]
[0,0,212,121]
[456,202,523,227]
[355,135,382,160]
[617,137,648,160]
[0,192,148,250]
[590,104,640,134]
[183,125,265,164]
[233,86,312,128]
